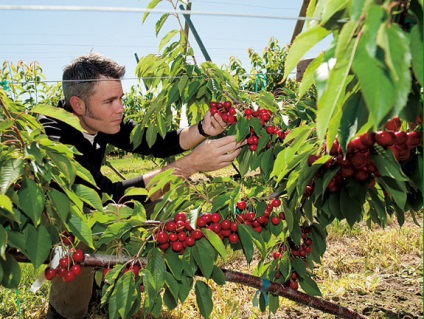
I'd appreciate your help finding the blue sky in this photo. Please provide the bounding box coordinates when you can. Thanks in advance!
[0,1,331,91]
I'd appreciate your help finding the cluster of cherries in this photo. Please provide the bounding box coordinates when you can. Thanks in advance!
[44,232,85,283]
[306,116,422,195]
[272,226,314,290]
[244,107,287,152]
[154,197,286,255]
[210,101,237,125]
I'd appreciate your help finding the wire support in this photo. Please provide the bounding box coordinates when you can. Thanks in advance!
[2,72,295,85]
[0,5,319,22]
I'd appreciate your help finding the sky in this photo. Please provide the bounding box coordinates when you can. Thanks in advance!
[0,0,331,92]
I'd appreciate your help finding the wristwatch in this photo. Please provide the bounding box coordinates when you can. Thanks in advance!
[197,120,210,138]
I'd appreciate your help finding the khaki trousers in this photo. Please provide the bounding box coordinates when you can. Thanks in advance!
[50,201,158,318]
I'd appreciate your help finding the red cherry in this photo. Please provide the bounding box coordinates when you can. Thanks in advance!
[307,155,320,166]
[221,219,231,230]
[244,108,253,117]
[224,101,232,109]
[62,232,75,246]
[228,107,236,115]
[359,132,375,147]
[197,216,207,228]
[229,233,239,244]
[304,185,314,197]
[176,220,185,231]
[177,231,187,242]
[249,144,258,152]
[59,256,72,269]
[168,233,178,242]
[159,243,170,251]
[185,236,195,247]
[165,221,177,232]
[406,131,422,148]
[266,126,275,134]
[273,252,282,259]
[237,201,247,210]
[174,212,186,222]
[289,280,299,290]
[230,222,238,233]
[44,267,57,281]
[385,116,401,131]
[279,212,286,220]
[210,101,217,108]
[211,213,222,223]
[129,265,141,276]
[210,106,219,115]
[156,231,169,244]
[291,272,298,280]
[251,136,259,144]
[394,131,408,145]
[375,131,395,147]
[56,267,66,277]
[191,229,203,240]
[355,170,370,182]
[271,217,280,225]
[271,198,281,208]
[103,268,112,276]
[63,270,76,282]
[172,241,183,252]
[71,264,82,276]
[72,249,85,263]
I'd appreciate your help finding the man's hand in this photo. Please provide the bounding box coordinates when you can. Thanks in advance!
[201,110,228,137]
[172,135,247,178]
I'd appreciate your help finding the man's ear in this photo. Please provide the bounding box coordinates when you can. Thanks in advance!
[69,96,85,116]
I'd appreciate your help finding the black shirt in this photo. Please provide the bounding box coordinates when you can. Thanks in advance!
[39,101,185,202]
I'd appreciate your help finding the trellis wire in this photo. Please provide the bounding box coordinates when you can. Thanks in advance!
[0,5,320,22]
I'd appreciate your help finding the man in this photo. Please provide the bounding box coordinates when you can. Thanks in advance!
[41,53,245,319]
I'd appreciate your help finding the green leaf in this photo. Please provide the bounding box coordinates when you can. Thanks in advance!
[109,272,138,319]
[379,176,407,210]
[155,13,170,36]
[0,225,6,259]
[31,105,87,133]
[316,50,355,143]
[237,224,254,263]
[195,281,213,319]
[66,206,94,249]
[378,24,411,114]
[0,253,21,288]
[299,52,325,98]
[73,184,103,211]
[24,224,51,269]
[46,150,76,184]
[165,249,183,280]
[0,158,24,194]
[167,82,180,106]
[164,272,179,304]
[18,178,45,225]
[0,194,15,221]
[291,258,307,277]
[202,229,226,262]
[193,238,215,279]
[299,275,322,296]
[142,0,161,23]
[211,266,226,285]
[146,249,166,295]
[410,25,423,86]
[159,29,179,52]
[48,189,70,220]
[284,25,332,81]
[340,181,367,227]
[178,275,193,303]
[97,222,133,247]
[321,0,350,24]
[371,150,409,182]
[146,124,158,148]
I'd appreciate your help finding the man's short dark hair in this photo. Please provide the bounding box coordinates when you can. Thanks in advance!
[62,53,126,111]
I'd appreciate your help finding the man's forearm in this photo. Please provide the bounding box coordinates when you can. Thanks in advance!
[178,124,206,151]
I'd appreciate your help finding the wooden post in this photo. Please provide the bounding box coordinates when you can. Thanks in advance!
[296,58,314,82]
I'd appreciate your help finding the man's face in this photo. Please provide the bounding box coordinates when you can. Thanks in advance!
[76,76,125,135]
